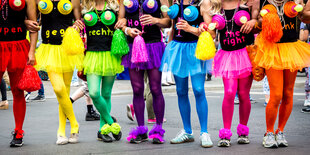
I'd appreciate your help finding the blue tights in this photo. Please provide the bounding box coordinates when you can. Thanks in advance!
[174,73,208,134]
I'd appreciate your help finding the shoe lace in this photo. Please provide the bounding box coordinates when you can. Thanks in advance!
[175,130,186,139]
[200,133,210,141]
[266,132,275,141]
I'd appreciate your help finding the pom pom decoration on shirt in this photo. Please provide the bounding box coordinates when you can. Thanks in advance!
[124,0,139,13]
[18,65,42,92]
[165,4,179,19]
[234,10,250,26]
[62,27,85,55]
[208,14,225,30]
[38,0,53,14]
[57,0,73,15]
[284,1,303,18]
[101,11,116,26]
[131,35,148,63]
[84,12,98,26]
[111,29,130,56]
[9,0,25,11]
[183,6,199,22]
[195,24,216,61]
[142,0,158,14]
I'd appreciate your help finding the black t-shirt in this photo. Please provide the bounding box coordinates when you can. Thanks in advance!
[125,0,162,43]
[41,1,74,45]
[260,0,298,43]
[0,4,27,41]
[85,10,117,51]
[172,3,203,42]
[219,7,253,51]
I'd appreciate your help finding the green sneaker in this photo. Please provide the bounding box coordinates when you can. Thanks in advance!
[170,130,194,144]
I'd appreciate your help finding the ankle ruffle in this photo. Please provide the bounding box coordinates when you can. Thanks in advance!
[219,128,232,140]
[126,126,148,142]
[237,124,249,136]
[148,124,165,142]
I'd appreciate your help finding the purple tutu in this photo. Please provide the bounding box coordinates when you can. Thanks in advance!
[122,42,165,70]
[213,47,252,79]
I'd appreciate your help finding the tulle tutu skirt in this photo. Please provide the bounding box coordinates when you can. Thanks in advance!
[160,40,207,78]
[0,39,29,72]
[213,47,252,79]
[84,51,124,76]
[121,42,165,70]
[255,35,310,71]
[35,44,84,73]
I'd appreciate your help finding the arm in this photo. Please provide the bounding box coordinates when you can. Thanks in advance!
[240,0,259,34]
[115,0,127,29]
[200,0,215,38]
[72,0,84,30]
[140,0,171,28]
[26,0,38,65]
[300,23,309,41]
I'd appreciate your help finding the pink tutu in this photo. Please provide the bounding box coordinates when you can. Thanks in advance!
[213,47,252,79]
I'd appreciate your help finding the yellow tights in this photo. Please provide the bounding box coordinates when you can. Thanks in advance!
[48,72,79,136]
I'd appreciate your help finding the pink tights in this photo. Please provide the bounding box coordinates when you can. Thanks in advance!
[222,75,253,129]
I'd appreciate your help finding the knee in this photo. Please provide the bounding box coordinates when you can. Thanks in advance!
[132,86,144,97]
[270,92,283,104]
[193,86,205,97]
[224,89,236,100]
[176,87,188,97]
[89,89,101,100]
[150,85,162,97]
[53,86,67,98]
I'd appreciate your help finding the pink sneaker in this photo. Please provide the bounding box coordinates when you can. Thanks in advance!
[147,118,167,124]
[126,104,135,121]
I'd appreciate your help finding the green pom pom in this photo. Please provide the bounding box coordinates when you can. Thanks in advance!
[110,123,121,135]
[111,29,129,56]
[100,124,111,135]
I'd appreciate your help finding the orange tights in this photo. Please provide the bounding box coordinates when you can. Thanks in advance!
[265,69,297,133]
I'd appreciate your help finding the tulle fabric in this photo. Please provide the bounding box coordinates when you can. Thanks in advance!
[0,39,29,72]
[83,51,124,76]
[160,40,207,78]
[254,35,310,71]
[35,44,84,73]
[213,47,252,79]
[121,42,165,70]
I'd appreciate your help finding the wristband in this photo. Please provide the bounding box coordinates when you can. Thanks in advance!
[125,27,130,36]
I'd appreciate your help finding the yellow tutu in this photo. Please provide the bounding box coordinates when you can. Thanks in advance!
[35,44,84,73]
[254,34,310,71]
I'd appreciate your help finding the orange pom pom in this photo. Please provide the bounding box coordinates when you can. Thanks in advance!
[261,12,283,43]
[246,45,265,81]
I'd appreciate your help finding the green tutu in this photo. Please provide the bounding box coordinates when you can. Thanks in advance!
[83,51,124,76]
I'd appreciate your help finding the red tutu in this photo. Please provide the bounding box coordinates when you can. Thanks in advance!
[0,39,29,72]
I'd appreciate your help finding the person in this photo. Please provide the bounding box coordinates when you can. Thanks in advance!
[34,0,84,145]
[160,0,216,148]
[119,0,170,144]
[0,0,38,147]
[212,0,258,147]
[81,0,124,143]
[256,0,310,148]
[262,76,270,106]
[0,78,8,110]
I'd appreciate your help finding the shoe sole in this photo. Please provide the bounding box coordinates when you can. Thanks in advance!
[10,142,24,147]
[153,138,164,144]
[0,105,9,110]
[201,144,213,148]
[237,139,250,144]
[262,142,278,148]
[170,138,194,144]
[130,138,148,144]
[126,105,134,121]
[277,142,288,147]
[31,99,46,102]
[86,117,96,121]
[301,109,310,113]
[218,143,231,147]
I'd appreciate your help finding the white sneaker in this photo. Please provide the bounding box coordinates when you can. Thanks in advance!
[304,99,310,107]
[71,82,80,87]
[56,136,69,145]
[200,133,213,148]
[262,132,278,148]
[275,131,288,147]
[68,133,79,143]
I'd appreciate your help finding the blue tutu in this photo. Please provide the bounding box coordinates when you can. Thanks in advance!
[160,40,207,78]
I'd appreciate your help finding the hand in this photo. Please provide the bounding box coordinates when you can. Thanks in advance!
[140,14,158,26]
[198,22,207,33]
[25,20,40,32]
[27,49,36,66]
[128,28,142,38]
[115,18,127,29]
[176,19,192,32]
[74,19,85,31]
[240,19,256,34]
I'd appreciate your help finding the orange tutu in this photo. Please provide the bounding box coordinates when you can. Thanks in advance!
[254,34,310,71]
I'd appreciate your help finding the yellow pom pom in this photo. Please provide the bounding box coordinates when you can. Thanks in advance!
[208,23,216,31]
[62,27,85,55]
[260,9,268,17]
[195,31,216,61]
[240,16,248,24]
[294,4,303,12]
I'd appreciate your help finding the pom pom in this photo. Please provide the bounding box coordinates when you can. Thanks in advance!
[142,0,158,14]
[110,123,121,135]
[84,12,98,26]
[127,126,148,142]
[284,1,303,18]
[234,10,250,26]
[124,0,139,13]
[38,0,53,14]
[167,4,179,19]
[237,124,249,136]
[183,6,199,22]
[246,45,265,81]
[160,5,169,12]
[210,14,225,30]
[77,70,87,81]
[148,124,165,136]
[219,128,232,140]
[57,0,72,15]
[111,29,129,56]
[18,65,41,92]
[131,35,148,63]
[101,124,111,135]
[62,27,85,55]
[195,31,216,60]
[9,0,25,11]
[101,11,116,26]
[261,12,283,43]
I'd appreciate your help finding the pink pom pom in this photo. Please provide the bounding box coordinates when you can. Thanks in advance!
[237,124,249,136]
[219,128,232,140]
[212,15,225,30]
[131,35,148,63]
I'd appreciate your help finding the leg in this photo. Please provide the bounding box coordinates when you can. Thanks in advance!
[1,78,7,101]
[129,69,146,126]
[145,72,155,120]
[191,73,208,133]
[71,87,86,101]
[101,76,116,122]
[222,78,238,129]
[174,75,192,134]
[278,70,297,132]
[238,75,253,126]
[265,69,283,133]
